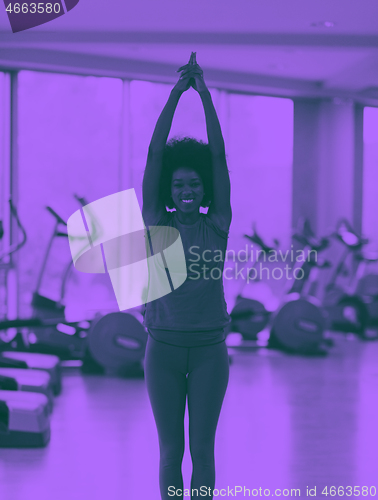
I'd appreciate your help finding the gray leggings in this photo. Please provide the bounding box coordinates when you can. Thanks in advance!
[144,334,229,500]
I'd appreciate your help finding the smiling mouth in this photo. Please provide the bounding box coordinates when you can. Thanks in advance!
[181,199,194,204]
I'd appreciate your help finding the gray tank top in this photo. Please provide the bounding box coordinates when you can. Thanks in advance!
[142,211,231,344]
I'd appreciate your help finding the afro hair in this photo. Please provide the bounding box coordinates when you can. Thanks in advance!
[159,137,213,210]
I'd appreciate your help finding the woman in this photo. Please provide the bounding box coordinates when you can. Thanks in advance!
[142,52,232,500]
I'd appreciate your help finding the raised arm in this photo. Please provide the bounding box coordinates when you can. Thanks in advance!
[142,70,192,226]
[178,53,232,232]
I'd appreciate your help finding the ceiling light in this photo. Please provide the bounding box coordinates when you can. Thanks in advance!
[310,21,336,28]
[268,63,287,70]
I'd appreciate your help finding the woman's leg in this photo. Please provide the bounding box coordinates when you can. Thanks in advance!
[144,335,188,500]
[187,341,229,499]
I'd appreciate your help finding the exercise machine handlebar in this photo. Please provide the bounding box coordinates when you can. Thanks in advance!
[73,194,88,207]
[35,206,68,293]
[292,232,329,254]
[333,219,368,250]
[292,218,331,254]
[46,206,67,227]
[243,223,278,253]
[0,200,27,262]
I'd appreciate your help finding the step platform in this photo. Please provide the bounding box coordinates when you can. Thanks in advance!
[0,352,62,395]
[0,391,51,447]
[0,368,53,413]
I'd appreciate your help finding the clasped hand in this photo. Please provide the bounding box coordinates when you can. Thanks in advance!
[174,52,208,94]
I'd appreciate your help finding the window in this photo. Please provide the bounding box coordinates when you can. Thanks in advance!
[17,71,123,318]
[363,106,378,245]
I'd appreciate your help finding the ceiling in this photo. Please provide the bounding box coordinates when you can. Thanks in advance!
[0,0,378,103]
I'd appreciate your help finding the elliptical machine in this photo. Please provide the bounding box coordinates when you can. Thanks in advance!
[0,200,90,359]
[0,197,148,376]
[322,219,378,340]
[267,220,331,355]
[229,225,278,341]
[227,221,331,355]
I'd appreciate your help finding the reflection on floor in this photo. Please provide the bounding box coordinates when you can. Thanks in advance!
[0,333,377,500]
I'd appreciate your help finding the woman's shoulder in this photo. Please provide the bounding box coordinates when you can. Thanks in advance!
[202,213,229,240]
[143,209,174,228]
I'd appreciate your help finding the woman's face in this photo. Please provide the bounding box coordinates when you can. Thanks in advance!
[171,167,205,213]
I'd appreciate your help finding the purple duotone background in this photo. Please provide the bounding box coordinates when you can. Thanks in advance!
[0,1,378,498]
[0,67,375,500]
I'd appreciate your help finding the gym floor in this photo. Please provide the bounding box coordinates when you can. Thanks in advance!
[0,333,377,500]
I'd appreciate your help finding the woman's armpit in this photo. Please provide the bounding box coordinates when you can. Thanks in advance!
[142,208,171,228]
